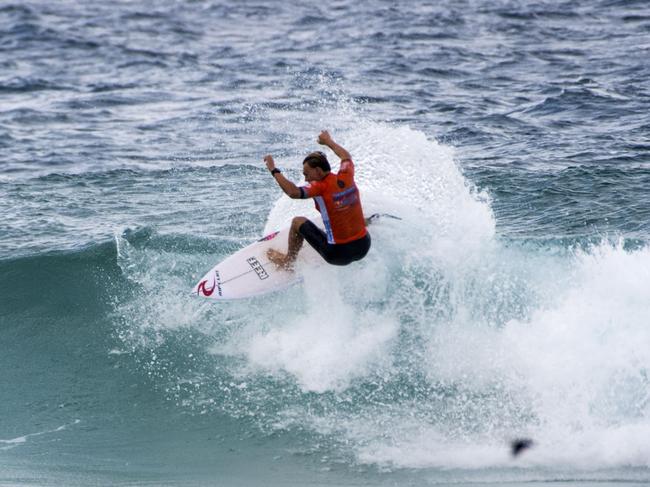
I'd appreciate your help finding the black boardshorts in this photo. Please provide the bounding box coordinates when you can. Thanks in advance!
[298,220,371,266]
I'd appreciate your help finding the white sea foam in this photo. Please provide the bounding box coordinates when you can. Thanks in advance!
[0,420,80,451]
[496,243,650,468]
[248,122,494,393]
[346,243,650,470]
[114,114,650,472]
[256,122,650,470]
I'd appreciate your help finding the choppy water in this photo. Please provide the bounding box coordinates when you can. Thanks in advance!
[2,1,650,486]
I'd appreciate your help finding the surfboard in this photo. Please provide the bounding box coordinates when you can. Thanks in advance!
[191,220,321,300]
[191,213,398,301]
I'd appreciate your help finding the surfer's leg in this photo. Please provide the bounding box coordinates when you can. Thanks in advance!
[267,216,307,269]
[286,216,307,260]
[296,219,331,263]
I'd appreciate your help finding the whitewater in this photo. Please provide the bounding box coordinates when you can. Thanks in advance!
[2,0,650,486]
[113,121,650,472]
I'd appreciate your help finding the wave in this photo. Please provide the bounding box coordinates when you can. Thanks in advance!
[105,124,650,472]
[0,239,122,313]
[3,119,649,475]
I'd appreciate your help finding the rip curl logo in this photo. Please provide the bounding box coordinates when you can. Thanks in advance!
[197,271,223,297]
[197,279,215,296]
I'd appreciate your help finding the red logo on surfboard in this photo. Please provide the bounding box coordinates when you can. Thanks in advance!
[197,279,215,296]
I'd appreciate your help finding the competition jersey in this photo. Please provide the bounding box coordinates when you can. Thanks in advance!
[301,159,367,244]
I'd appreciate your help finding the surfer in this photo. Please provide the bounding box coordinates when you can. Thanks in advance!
[264,130,370,269]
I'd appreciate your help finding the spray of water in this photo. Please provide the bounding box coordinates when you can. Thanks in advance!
[112,94,650,472]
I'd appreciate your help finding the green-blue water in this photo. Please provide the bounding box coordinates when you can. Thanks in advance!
[2,1,650,485]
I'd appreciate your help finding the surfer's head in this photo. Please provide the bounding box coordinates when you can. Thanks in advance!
[302,151,330,181]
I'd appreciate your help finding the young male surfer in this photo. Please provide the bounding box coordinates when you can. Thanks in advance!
[264,130,370,268]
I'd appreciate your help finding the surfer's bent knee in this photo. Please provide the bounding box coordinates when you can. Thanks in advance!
[291,216,308,229]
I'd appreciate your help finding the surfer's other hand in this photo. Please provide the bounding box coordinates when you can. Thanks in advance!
[264,155,275,171]
[317,130,332,145]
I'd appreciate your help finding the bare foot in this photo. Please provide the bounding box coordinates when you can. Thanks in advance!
[266,248,294,271]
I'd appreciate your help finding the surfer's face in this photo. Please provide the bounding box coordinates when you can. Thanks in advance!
[303,163,325,182]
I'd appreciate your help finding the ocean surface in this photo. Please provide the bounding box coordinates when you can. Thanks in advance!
[1,0,650,485]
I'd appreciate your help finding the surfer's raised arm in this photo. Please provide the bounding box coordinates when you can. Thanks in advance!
[317,130,351,162]
[264,155,302,199]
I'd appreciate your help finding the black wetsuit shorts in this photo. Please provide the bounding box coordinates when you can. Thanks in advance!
[298,220,371,266]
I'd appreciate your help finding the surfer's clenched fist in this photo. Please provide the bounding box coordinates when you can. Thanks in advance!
[264,155,276,171]
[317,130,333,146]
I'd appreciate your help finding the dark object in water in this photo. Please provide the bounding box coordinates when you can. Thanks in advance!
[511,438,534,457]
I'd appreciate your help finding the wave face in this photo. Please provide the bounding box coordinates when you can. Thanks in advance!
[2,0,650,485]
[5,122,648,485]
[109,123,650,474]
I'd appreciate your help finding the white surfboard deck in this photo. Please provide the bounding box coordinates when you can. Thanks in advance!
[191,219,322,300]
[191,213,397,301]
